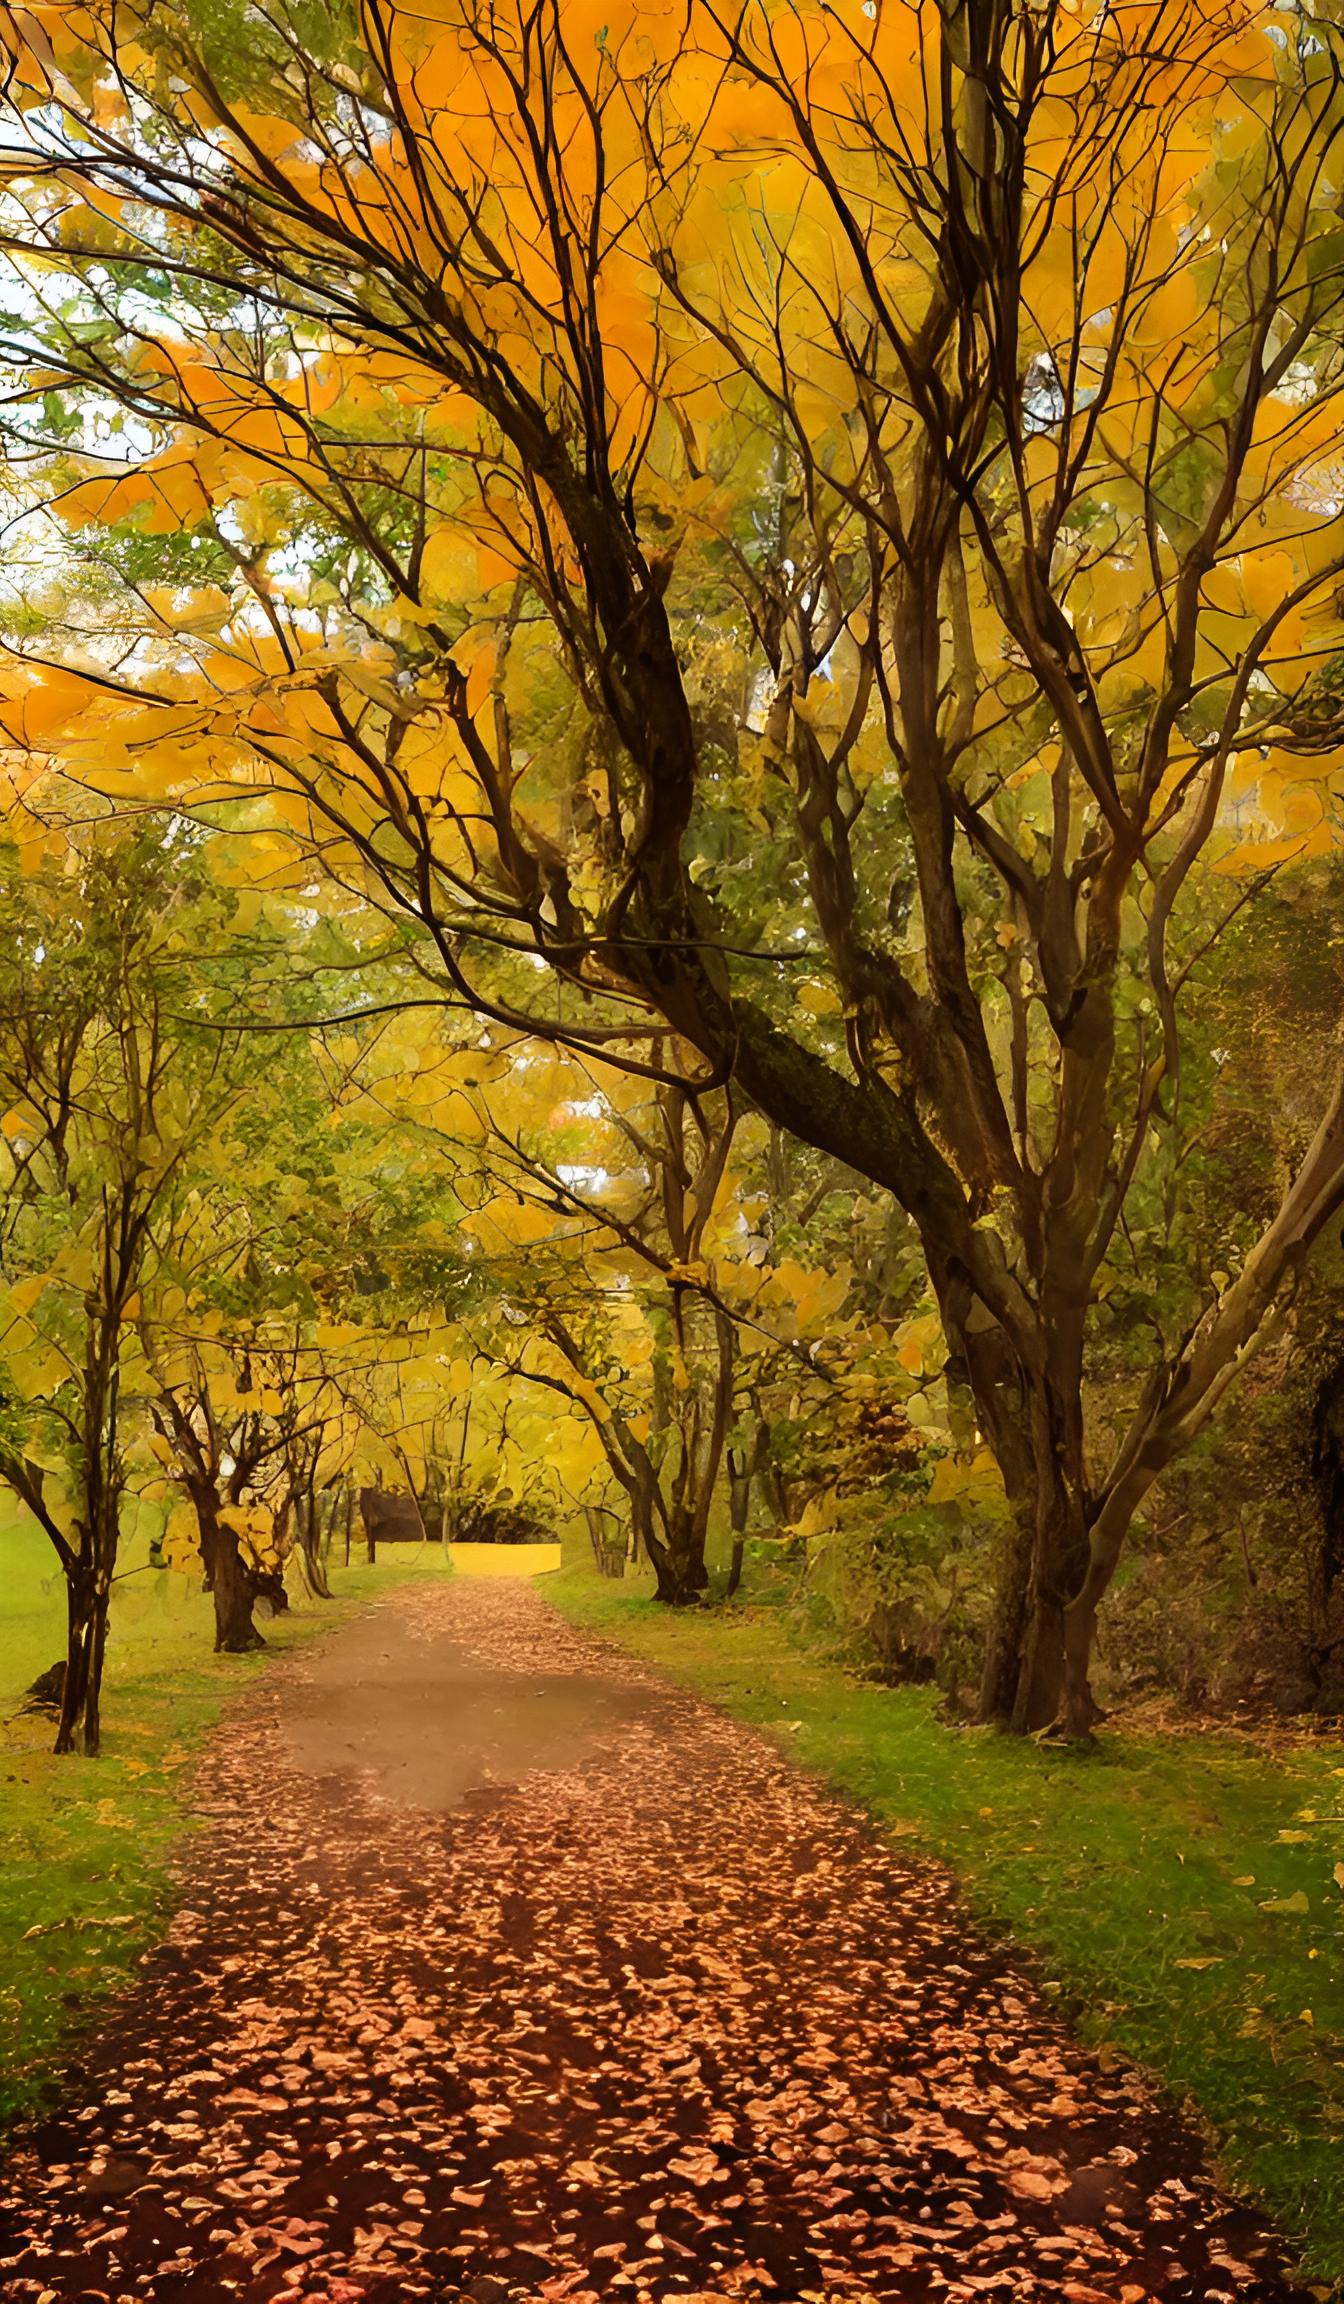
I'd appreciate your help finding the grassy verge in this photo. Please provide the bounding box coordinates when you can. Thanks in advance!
[0,1510,445,2124]
[545,1567,1344,2294]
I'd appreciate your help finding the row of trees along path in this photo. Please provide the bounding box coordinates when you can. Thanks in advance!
[9,0,1344,1737]
[0,1579,1312,2302]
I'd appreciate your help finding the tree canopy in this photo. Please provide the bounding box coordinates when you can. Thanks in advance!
[0,0,1341,1739]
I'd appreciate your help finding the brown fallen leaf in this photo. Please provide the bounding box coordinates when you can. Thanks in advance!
[1004,2167,1058,2202]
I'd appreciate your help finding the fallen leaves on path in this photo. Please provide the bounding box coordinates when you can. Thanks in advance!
[0,1581,1312,2302]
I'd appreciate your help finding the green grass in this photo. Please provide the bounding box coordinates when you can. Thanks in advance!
[0,1506,445,2125]
[545,1567,1344,2294]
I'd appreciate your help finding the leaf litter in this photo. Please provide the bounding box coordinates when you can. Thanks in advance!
[0,1579,1315,2302]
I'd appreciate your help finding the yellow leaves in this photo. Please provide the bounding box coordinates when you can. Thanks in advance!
[796,978,842,1019]
[543,1413,608,1494]
[1214,751,1342,876]
[463,1193,564,1252]
[219,1500,281,1568]
[568,1371,613,1423]
[895,1312,945,1379]
[724,1254,852,1341]
[926,1448,1003,1507]
[1202,550,1305,654]
[0,1280,73,1398]
[161,1499,201,1575]
[138,584,234,635]
[93,1799,135,1831]
[419,525,476,608]
[785,1490,840,1544]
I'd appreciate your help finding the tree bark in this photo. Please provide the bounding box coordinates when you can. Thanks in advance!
[54,1564,108,1756]
[647,1504,710,1605]
[725,1420,766,1599]
[295,1489,333,1598]
[726,1452,750,1599]
[189,1480,266,1653]
[214,1529,268,1653]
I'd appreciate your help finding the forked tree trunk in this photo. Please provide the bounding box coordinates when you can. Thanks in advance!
[586,1504,625,1577]
[647,1505,710,1606]
[966,1337,1095,1736]
[627,1466,705,1604]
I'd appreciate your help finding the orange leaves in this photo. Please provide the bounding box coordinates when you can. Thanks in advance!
[595,279,661,455]
[55,346,325,549]
[0,664,97,751]
[58,453,211,536]
[147,355,315,469]
[421,521,518,607]
[227,106,309,165]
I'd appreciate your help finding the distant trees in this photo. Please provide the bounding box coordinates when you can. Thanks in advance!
[0,818,473,1749]
[3,0,1344,1727]
[0,832,258,1750]
[329,1012,855,1602]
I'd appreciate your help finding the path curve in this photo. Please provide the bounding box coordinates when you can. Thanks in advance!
[0,1579,1311,2302]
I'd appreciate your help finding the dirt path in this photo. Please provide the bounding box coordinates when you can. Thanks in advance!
[0,1579,1311,2303]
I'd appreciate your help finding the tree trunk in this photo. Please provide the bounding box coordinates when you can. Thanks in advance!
[214,1527,267,1653]
[647,1501,709,1606]
[725,1444,753,1599]
[190,1482,266,1654]
[295,1490,332,1599]
[1309,1353,1344,1657]
[248,1563,290,1616]
[586,1505,624,1577]
[54,1563,108,1756]
[969,1351,1093,1735]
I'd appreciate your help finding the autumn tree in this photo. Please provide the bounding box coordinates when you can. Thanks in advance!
[144,1326,296,1650]
[7,0,1344,1727]
[330,1010,857,1597]
[140,951,482,1619]
[0,826,257,1750]
[476,1077,739,1600]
